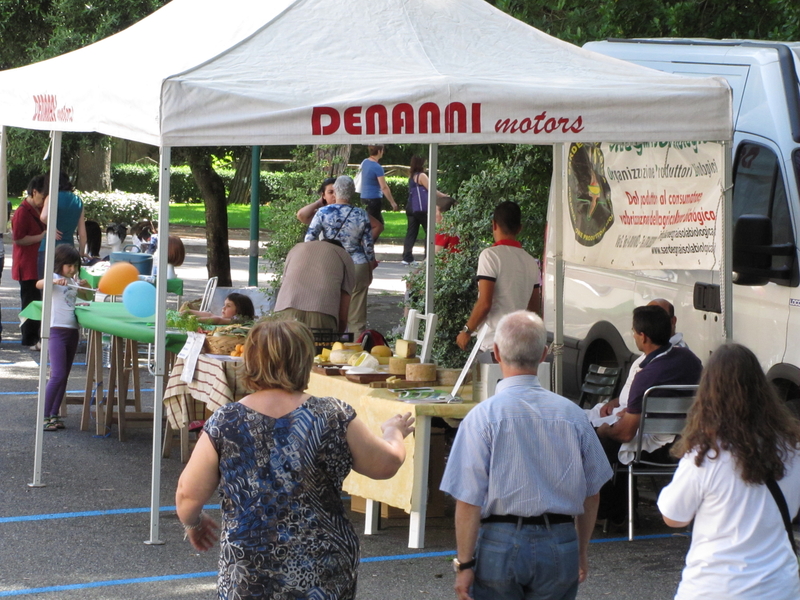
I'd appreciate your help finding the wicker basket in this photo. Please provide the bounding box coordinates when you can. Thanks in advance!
[204,334,245,355]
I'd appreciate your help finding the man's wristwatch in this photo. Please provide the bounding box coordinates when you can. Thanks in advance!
[453,557,476,573]
[460,325,472,334]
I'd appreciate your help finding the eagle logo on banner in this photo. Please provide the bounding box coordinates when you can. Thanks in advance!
[568,142,614,246]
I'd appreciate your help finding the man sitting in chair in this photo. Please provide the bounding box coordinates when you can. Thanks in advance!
[587,298,687,428]
[595,304,702,527]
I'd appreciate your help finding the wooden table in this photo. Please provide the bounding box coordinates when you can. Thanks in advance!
[305,372,475,548]
[20,301,187,440]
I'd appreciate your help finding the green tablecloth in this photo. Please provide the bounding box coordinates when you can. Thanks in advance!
[80,267,184,295]
[20,301,188,354]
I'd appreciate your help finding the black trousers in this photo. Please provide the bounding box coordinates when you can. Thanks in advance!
[597,434,675,522]
[402,211,428,263]
[19,279,42,346]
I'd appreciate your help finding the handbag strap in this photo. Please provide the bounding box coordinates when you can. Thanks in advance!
[329,206,353,242]
[766,477,798,555]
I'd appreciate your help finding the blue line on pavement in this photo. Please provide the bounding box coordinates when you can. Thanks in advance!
[0,572,217,597]
[0,534,688,597]
[0,505,219,524]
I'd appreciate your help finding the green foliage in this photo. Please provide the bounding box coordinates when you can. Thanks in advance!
[260,148,331,294]
[80,189,156,228]
[110,163,286,205]
[406,146,551,367]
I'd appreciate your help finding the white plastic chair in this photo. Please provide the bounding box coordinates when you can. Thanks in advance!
[403,309,437,364]
[199,276,218,313]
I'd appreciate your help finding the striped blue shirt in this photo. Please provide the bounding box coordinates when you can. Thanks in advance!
[440,375,612,518]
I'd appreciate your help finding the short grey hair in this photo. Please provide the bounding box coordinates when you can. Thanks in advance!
[334,175,355,202]
[495,310,547,371]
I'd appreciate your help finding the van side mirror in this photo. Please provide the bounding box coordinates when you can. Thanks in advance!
[732,214,796,286]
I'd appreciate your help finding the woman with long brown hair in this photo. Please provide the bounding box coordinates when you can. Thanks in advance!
[658,343,800,599]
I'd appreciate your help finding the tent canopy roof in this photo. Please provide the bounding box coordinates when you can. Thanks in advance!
[0,0,732,146]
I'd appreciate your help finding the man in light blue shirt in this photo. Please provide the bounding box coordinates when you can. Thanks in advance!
[441,311,611,600]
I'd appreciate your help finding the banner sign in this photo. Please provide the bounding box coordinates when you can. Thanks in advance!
[562,141,724,270]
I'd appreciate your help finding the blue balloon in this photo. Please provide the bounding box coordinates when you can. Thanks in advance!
[122,280,156,318]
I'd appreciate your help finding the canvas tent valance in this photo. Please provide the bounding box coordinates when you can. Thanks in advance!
[0,0,731,146]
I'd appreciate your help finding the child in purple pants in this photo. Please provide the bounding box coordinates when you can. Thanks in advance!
[36,245,91,431]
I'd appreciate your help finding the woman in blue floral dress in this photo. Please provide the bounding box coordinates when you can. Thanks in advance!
[305,175,376,336]
[176,319,414,599]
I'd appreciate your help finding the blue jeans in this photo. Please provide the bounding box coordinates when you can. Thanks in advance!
[472,522,579,600]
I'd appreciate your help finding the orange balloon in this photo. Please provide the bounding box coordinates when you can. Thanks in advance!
[98,262,140,295]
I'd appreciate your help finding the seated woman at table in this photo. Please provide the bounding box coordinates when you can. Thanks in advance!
[176,319,415,599]
[185,292,255,325]
[36,245,93,431]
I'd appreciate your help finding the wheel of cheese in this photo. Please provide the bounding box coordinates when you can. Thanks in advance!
[388,356,420,375]
[437,368,471,386]
[407,362,437,382]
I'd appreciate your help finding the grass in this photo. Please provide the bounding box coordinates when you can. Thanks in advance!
[169,203,419,240]
[8,197,421,241]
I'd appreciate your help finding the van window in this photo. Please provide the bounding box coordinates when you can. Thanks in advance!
[733,142,795,283]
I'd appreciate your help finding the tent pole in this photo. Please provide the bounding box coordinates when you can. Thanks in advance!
[424,144,438,315]
[722,141,733,342]
[552,144,565,396]
[29,132,62,488]
[249,146,261,286]
[146,146,171,545]
[0,127,6,235]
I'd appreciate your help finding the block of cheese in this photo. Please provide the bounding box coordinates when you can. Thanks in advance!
[376,356,391,365]
[394,339,418,358]
[343,342,364,351]
[329,349,358,364]
[389,356,420,375]
[407,362,437,382]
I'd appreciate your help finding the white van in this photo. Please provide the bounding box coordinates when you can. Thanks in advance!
[545,39,800,405]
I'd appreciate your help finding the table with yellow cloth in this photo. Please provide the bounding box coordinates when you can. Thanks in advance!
[306,372,475,549]
[160,365,474,548]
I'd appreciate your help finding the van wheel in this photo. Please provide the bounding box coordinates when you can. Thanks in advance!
[580,339,620,383]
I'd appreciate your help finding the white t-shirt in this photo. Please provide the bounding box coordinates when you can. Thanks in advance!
[476,244,540,350]
[51,273,79,329]
[658,447,800,600]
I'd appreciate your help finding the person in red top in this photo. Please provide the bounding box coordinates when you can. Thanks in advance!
[434,195,460,254]
[12,175,48,348]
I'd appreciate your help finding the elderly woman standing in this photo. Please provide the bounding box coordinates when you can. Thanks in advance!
[305,175,376,335]
[658,343,800,599]
[176,319,414,599]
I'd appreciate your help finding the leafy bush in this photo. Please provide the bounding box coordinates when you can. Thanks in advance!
[111,163,288,205]
[80,189,157,227]
[260,149,331,294]
[405,145,551,367]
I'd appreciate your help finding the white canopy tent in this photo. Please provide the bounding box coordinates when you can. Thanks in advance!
[0,0,732,545]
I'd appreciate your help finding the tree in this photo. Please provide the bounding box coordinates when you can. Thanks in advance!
[0,0,169,191]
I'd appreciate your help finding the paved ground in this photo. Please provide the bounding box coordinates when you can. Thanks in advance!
[0,234,694,599]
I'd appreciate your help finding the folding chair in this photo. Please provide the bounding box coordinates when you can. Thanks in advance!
[623,384,697,540]
[578,364,622,408]
[403,309,437,364]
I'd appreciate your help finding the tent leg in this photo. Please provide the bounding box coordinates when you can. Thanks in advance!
[552,143,565,396]
[249,146,261,286]
[424,144,438,314]
[29,131,62,488]
[145,146,171,545]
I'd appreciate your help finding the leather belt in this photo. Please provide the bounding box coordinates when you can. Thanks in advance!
[481,513,574,526]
